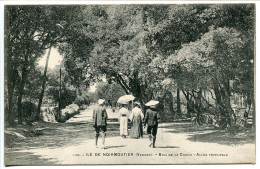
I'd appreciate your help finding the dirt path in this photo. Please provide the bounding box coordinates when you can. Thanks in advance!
[11,106,254,165]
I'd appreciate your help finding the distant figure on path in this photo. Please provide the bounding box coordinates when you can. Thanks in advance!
[144,105,160,148]
[129,102,144,139]
[93,99,108,149]
[118,104,129,138]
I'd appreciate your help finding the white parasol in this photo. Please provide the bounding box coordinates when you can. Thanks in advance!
[117,95,135,104]
[145,100,159,106]
[98,99,105,105]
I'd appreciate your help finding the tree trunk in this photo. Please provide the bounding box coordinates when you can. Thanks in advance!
[213,78,236,131]
[251,92,255,130]
[223,80,236,131]
[168,92,175,117]
[59,67,62,111]
[177,88,181,115]
[182,90,192,118]
[163,94,167,121]
[6,85,15,124]
[135,84,146,113]
[115,75,130,94]
[17,67,28,124]
[37,47,52,120]
[213,85,223,115]
[5,43,16,125]
[195,89,202,125]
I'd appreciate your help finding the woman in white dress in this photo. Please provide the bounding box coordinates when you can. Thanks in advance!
[129,102,144,138]
[118,104,129,138]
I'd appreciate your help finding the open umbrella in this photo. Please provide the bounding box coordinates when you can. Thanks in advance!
[98,99,105,105]
[117,95,135,104]
[145,100,159,106]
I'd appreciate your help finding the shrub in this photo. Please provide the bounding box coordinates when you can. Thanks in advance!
[21,101,37,121]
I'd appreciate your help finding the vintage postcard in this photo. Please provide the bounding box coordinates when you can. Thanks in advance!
[2,2,256,165]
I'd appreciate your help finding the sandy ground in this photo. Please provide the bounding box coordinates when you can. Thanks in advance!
[13,106,255,165]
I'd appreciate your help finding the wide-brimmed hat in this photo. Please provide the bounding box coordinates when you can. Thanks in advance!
[145,100,159,107]
[98,99,105,105]
[134,101,141,106]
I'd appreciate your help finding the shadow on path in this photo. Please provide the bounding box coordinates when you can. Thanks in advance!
[164,123,255,145]
[5,151,58,165]
[187,130,255,145]
[156,146,179,149]
[163,123,217,134]
[106,145,126,149]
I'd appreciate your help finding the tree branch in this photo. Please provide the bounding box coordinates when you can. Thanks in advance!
[117,74,132,93]
[208,89,216,101]
[115,75,129,94]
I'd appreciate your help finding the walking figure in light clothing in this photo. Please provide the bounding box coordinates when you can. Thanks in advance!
[129,102,144,139]
[118,104,129,138]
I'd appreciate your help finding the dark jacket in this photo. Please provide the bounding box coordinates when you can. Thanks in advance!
[93,105,108,127]
[144,108,160,126]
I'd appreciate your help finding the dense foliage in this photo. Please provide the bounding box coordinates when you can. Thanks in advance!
[5,4,254,131]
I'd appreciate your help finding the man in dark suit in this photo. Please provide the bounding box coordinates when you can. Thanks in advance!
[93,99,108,149]
[144,105,160,148]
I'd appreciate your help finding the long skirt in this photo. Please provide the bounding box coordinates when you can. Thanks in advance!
[120,117,128,136]
[129,115,143,139]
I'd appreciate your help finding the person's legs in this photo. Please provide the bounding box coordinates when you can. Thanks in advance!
[100,132,105,148]
[140,121,143,138]
[124,117,128,137]
[102,132,106,145]
[101,126,106,149]
[95,127,100,148]
[152,135,156,148]
[95,135,99,147]
[147,126,153,147]
[152,126,158,148]
[148,134,153,147]
[120,118,123,136]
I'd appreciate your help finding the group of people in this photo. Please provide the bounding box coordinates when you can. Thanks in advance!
[118,102,144,139]
[92,99,160,149]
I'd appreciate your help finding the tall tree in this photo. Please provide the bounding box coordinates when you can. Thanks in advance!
[164,27,252,129]
[37,48,52,120]
[5,6,52,124]
[5,6,79,124]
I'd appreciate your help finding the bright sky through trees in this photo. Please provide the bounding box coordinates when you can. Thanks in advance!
[37,48,63,69]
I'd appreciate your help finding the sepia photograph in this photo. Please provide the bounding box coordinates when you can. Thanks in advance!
[2,2,256,166]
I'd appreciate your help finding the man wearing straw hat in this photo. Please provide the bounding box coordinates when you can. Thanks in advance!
[144,102,160,148]
[93,99,108,149]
